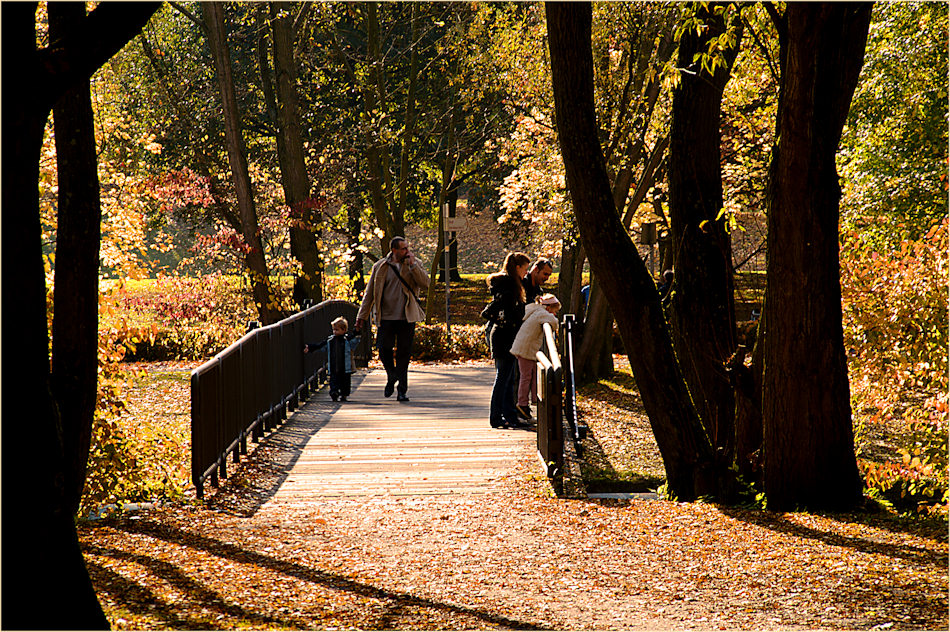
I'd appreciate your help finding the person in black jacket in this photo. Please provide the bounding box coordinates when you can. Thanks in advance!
[304,317,361,402]
[481,252,532,429]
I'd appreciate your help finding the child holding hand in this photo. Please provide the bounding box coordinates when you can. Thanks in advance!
[304,316,361,402]
[509,294,561,420]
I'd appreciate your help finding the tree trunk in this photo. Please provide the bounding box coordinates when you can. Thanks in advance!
[270,1,323,303]
[393,3,420,235]
[731,316,764,480]
[50,2,102,515]
[762,3,871,511]
[556,237,578,310]
[547,3,722,501]
[575,278,614,383]
[570,244,587,322]
[347,195,365,297]
[437,187,463,282]
[667,3,741,459]
[363,2,397,248]
[204,2,280,325]
[2,4,159,627]
[426,107,460,318]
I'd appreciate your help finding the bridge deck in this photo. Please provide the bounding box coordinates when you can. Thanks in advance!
[261,364,535,505]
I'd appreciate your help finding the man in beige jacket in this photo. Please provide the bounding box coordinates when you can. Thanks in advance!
[355,236,429,401]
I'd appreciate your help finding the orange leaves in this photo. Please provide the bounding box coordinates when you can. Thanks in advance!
[842,219,948,513]
[78,490,949,631]
[83,360,197,516]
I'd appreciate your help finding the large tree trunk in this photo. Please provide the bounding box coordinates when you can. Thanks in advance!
[2,4,159,628]
[426,107,460,318]
[204,2,280,325]
[547,3,722,501]
[667,3,741,459]
[271,1,324,303]
[762,3,871,511]
[50,2,103,516]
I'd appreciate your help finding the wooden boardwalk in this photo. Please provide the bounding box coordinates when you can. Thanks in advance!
[260,365,536,505]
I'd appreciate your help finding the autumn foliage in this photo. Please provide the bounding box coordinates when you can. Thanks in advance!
[841,219,949,515]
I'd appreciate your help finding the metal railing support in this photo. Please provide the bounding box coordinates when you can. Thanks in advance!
[562,314,587,449]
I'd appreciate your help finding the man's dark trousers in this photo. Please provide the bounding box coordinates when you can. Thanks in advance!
[377,319,415,395]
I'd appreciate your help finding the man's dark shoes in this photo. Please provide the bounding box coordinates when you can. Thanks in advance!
[516,404,533,420]
[331,392,339,402]
[506,419,532,429]
[384,381,395,398]
[397,393,410,402]
[339,396,348,402]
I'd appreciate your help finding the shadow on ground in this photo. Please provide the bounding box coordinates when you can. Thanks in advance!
[86,517,547,631]
[202,372,368,517]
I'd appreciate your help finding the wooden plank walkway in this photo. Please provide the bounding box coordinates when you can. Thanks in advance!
[260,364,536,505]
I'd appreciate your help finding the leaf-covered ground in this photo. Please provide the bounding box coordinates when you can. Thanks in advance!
[78,360,948,630]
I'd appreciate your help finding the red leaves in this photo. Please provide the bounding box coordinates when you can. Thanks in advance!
[842,219,948,515]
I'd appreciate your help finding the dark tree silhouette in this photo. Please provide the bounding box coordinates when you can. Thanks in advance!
[546,2,724,501]
[2,3,160,628]
[761,2,871,511]
[667,3,742,460]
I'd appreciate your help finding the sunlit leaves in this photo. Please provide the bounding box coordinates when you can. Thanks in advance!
[842,219,948,515]
[78,454,949,630]
[838,1,949,247]
[719,4,778,220]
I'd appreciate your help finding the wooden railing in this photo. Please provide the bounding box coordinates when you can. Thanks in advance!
[536,314,586,479]
[536,320,564,477]
[190,299,370,498]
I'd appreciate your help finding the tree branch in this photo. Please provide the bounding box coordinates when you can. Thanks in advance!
[168,1,207,34]
[39,2,161,104]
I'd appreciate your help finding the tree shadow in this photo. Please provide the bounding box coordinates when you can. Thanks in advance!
[578,369,643,408]
[86,553,302,629]
[100,518,547,630]
[203,371,368,518]
[578,427,664,494]
[826,510,950,543]
[830,572,948,629]
[718,506,949,566]
[575,369,663,494]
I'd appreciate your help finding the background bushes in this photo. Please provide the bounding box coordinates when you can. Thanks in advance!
[411,324,490,361]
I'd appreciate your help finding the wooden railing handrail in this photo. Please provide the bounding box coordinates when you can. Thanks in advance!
[536,315,585,481]
[536,321,564,478]
[190,299,370,498]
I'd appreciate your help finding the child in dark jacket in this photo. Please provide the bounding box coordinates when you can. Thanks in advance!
[304,316,361,402]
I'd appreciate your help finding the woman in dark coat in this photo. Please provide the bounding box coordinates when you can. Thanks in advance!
[481,252,531,428]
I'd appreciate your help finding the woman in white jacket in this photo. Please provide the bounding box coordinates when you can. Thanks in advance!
[510,294,561,420]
